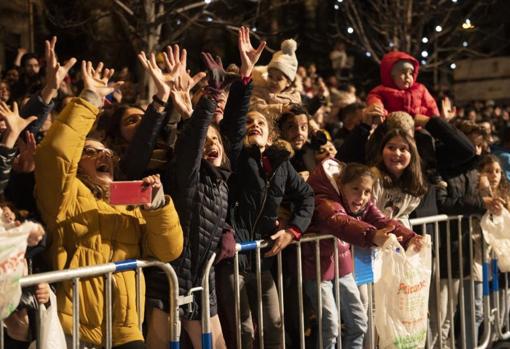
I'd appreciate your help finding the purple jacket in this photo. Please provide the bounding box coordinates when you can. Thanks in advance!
[302,159,416,281]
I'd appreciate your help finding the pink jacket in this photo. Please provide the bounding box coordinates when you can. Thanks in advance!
[302,159,416,281]
[367,51,439,117]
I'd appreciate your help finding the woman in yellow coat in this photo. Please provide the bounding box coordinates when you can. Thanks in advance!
[34,61,183,348]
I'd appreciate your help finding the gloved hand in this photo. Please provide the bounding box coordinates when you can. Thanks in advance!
[201,52,240,91]
[215,227,237,264]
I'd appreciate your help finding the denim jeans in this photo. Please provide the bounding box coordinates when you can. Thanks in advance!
[304,273,367,349]
[464,280,483,349]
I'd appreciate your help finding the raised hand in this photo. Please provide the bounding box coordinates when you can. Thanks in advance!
[441,97,456,120]
[138,51,170,102]
[238,26,266,77]
[163,44,205,90]
[0,102,37,148]
[201,52,239,90]
[42,36,77,103]
[13,131,37,173]
[80,61,123,105]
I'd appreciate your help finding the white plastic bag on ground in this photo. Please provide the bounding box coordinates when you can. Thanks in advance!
[480,208,510,272]
[28,290,67,349]
[373,234,432,349]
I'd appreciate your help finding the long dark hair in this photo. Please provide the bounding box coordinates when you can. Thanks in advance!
[370,128,427,197]
[478,154,510,205]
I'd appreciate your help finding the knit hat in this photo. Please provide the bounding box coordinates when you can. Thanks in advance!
[268,39,298,81]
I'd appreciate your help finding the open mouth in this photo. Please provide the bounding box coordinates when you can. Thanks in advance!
[248,129,262,137]
[96,164,111,174]
[205,148,219,161]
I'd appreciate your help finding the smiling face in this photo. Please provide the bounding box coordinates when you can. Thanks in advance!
[280,114,309,151]
[382,135,411,179]
[203,126,224,167]
[0,81,10,102]
[78,140,116,188]
[340,175,374,214]
[120,107,144,143]
[246,112,271,151]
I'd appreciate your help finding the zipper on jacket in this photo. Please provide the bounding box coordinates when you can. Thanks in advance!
[250,170,277,240]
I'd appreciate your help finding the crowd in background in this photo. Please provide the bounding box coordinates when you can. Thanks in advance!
[1,27,510,349]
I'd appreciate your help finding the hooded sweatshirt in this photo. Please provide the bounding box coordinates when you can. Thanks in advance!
[302,158,416,280]
[367,51,439,117]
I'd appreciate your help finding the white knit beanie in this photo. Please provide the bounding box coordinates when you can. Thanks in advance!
[268,39,298,82]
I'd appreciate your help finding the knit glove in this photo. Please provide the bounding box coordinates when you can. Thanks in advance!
[215,227,237,264]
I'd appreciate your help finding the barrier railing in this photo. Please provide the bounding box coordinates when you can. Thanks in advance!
[1,259,181,349]
[230,214,510,349]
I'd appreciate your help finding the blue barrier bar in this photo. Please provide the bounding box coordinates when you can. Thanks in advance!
[202,333,212,349]
[114,259,138,272]
[169,341,180,349]
[492,259,499,292]
[483,262,490,296]
[237,241,258,251]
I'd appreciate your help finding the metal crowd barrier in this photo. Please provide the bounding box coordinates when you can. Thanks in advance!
[0,259,181,349]
[231,214,510,349]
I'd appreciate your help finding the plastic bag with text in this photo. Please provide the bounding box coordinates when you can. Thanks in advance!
[0,222,36,319]
[480,208,510,272]
[373,234,432,349]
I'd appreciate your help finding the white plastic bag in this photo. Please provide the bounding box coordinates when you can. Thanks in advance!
[0,222,37,319]
[29,290,67,349]
[480,208,510,272]
[373,234,432,349]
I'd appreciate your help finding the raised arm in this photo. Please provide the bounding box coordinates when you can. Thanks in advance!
[34,61,121,223]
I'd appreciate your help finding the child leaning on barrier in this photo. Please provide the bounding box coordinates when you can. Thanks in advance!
[34,61,183,348]
[302,160,423,349]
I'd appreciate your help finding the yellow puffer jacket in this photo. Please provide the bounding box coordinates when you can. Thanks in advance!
[34,97,183,346]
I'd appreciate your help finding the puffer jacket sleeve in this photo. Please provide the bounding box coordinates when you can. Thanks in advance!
[284,161,315,235]
[420,85,440,117]
[220,80,252,171]
[174,96,216,196]
[0,145,17,195]
[20,93,55,135]
[119,103,166,179]
[363,202,416,248]
[315,196,375,248]
[366,86,388,115]
[140,196,183,262]
[34,97,98,224]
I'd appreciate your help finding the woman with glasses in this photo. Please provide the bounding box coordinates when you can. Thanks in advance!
[34,61,183,349]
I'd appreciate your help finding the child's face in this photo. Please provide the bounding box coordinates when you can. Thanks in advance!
[482,161,502,190]
[246,112,270,150]
[392,65,414,90]
[280,114,309,151]
[340,175,374,214]
[120,107,144,143]
[468,132,484,155]
[382,136,411,178]
[315,141,337,163]
[203,126,224,167]
[267,68,290,94]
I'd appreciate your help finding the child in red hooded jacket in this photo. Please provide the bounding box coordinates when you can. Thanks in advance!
[367,51,439,118]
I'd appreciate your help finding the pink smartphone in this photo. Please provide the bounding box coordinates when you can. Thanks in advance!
[109,181,152,205]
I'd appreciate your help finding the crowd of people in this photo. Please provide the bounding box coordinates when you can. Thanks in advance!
[0,26,509,349]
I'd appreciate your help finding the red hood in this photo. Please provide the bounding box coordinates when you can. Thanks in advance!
[307,158,345,202]
[380,51,419,89]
